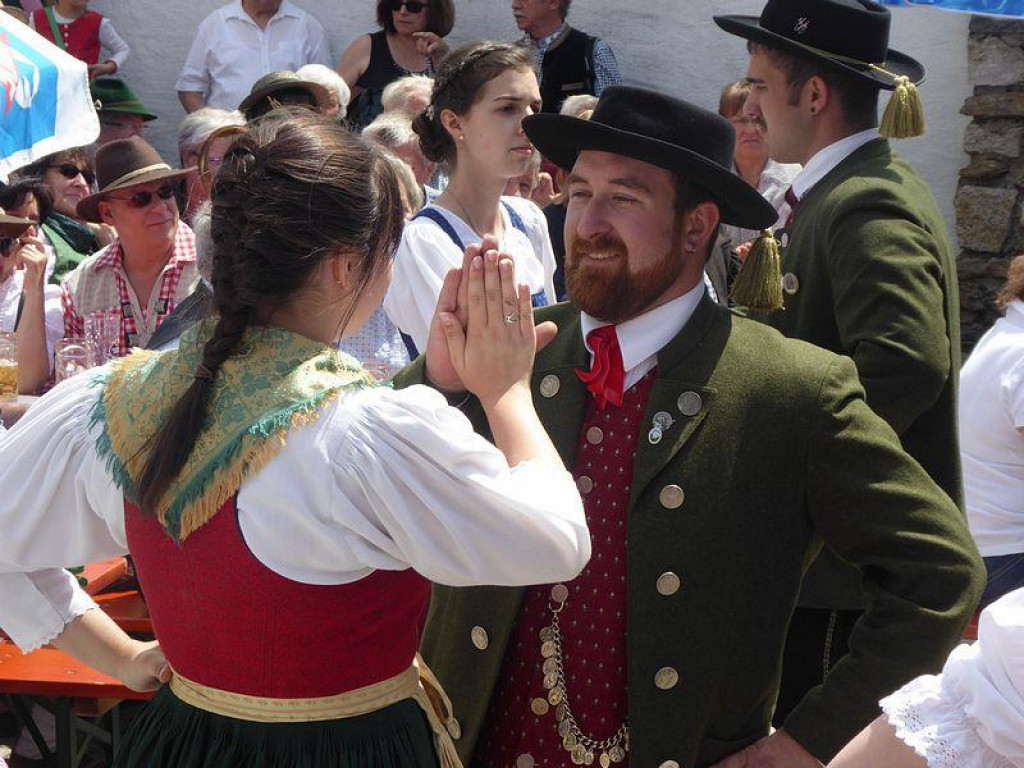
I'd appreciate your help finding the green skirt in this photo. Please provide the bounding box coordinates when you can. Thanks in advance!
[114,686,440,767]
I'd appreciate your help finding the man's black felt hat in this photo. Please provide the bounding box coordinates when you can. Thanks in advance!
[523,86,778,230]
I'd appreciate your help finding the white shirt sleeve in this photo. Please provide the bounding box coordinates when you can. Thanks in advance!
[98,18,130,71]
[384,220,462,353]
[0,372,128,652]
[330,386,590,587]
[881,588,1024,767]
[176,21,211,94]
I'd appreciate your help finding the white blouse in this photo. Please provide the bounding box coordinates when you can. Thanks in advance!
[384,196,558,353]
[0,270,65,373]
[0,371,590,653]
[881,588,1024,768]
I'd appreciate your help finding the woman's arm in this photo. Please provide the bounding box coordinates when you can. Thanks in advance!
[828,716,926,768]
[336,34,372,93]
[11,237,51,394]
[53,609,169,692]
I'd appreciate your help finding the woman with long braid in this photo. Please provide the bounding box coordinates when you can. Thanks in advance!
[0,113,590,767]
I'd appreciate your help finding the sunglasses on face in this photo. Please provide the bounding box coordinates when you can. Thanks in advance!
[392,1,428,13]
[49,163,96,186]
[106,185,176,209]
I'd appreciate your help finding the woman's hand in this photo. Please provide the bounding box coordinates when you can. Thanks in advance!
[10,236,48,289]
[87,222,118,247]
[116,639,171,693]
[440,248,537,409]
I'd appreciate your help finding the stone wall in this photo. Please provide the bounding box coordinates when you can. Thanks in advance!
[958,15,1024,346]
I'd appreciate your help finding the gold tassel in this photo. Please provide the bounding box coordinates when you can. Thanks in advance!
[879,75,926,139]
[730,229,784,312]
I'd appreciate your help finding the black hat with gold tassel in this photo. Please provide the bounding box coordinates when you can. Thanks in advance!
[715,0,927,140]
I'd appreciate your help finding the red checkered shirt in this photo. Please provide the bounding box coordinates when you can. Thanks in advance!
[61,223,198,356]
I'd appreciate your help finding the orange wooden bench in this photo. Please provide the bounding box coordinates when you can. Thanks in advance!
[0,642,154,768]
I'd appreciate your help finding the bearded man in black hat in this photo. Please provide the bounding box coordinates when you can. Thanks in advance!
[394,85,982,768]
[714,0,965,737]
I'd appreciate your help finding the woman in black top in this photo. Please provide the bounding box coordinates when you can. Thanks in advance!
[337,0,455,130]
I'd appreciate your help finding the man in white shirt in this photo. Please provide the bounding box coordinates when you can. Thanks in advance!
[715,0,963,732]
[176,0,332,113]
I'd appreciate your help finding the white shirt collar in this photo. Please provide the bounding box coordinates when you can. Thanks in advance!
[1005,299,1024,329]
[580,281,705,377]
[227,0,297,23]
[791,128,879,200]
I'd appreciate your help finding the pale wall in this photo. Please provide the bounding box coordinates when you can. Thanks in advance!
[88,0,969,232]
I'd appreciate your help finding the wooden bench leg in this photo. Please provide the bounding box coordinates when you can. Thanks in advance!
[53,697,72,768]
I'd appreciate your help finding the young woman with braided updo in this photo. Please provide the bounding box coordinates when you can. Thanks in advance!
[384,41,558,354]
[0,113,590,767]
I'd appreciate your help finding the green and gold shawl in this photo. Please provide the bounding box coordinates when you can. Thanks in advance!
[91,319,378,542]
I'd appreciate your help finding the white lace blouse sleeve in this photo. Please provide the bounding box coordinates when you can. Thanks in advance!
[383,220,460,353]
[332,385,591,587]
[881,588,1024,768]
[0,373,127,652]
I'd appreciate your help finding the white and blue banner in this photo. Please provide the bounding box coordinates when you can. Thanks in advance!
[0,12,98,179]
[880,0,1024,18]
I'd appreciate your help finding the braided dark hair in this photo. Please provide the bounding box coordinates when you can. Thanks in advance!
[412,41,534,166]
[136,111,405,516]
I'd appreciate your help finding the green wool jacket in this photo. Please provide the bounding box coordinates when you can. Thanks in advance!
[758,138,963,610]
[394,297,983,765]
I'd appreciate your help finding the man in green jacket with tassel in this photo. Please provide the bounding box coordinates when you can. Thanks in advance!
[396,83,981,767]
[715,0,964,728]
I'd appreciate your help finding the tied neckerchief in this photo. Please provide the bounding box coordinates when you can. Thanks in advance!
[576,325,625,410]
[784,186,799,227]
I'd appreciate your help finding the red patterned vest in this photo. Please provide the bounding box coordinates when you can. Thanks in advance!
[476,369,658,767]
[124,496,432,698]
[32,10,103,65]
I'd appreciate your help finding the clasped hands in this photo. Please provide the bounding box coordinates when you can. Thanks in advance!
[424,235,557,408]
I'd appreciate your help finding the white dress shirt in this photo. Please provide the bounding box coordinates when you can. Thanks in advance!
[175,0,333,110]
[385,196,558,352]
[0,372,590,652]
[580,281,705,392]
[29,11,131,71]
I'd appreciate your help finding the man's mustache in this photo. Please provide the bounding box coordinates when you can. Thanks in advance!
[570,235,629,261]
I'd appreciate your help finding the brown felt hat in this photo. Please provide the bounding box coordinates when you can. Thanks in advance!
[238,71,329,119]
[77,137,194,222]
[0,213,34,239]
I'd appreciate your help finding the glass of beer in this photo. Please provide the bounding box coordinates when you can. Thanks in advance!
[0,331,16,401]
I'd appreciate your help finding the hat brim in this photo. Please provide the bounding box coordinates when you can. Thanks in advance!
[97,104,159,122]
[524,114,779,230]
[713,14,924,87]
[77,167,194,223]
[0,214,34,239]
[238,79,330,115]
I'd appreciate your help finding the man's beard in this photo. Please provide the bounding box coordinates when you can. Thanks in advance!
[566,226,684,324]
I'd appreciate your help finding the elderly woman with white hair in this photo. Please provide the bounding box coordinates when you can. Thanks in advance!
[381,73,433,115]
[296,63,351,120]
[177,108,245,224]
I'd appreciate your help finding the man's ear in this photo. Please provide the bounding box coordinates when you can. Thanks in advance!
[98,200,116,227]
[805,74,830,116]
[684,200,721,254]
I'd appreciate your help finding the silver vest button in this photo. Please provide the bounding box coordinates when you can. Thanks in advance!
[655,666,680,690]
[657,572,681,596]
[659,485,685,510]
[677,391,702,416]
[539,374,560,398]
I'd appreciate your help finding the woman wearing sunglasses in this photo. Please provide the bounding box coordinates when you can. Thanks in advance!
[337,0,455,130]
[17,148,115,284]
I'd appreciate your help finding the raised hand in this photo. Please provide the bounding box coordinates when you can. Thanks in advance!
[440,248,538,408]
[413,32,450,64]
[10,236,48,288]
